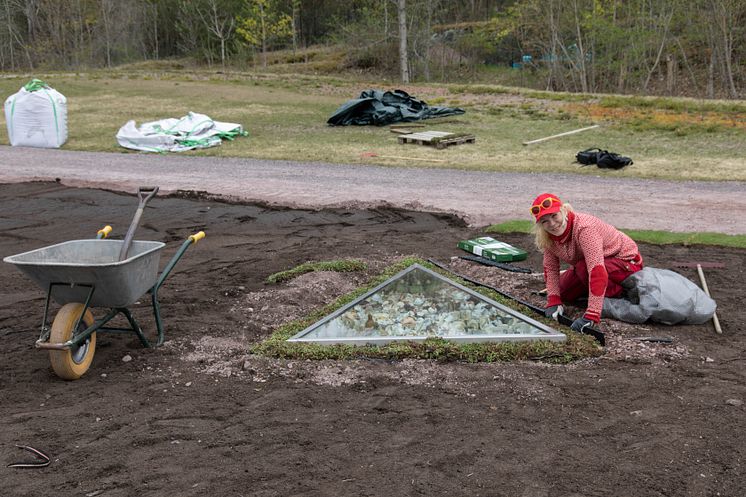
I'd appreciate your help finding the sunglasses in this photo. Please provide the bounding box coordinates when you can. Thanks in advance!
[530,197,560,216]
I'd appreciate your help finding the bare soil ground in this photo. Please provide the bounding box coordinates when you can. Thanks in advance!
[1,182,744,497]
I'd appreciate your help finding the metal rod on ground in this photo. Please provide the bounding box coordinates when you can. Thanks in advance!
[522,124,600,146]
[427,258,605,345]
[696,264,722,334]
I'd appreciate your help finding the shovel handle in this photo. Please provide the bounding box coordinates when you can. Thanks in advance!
[119,186,160,261]
[138,186,159,204]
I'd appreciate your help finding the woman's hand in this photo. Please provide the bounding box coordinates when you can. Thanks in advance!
[570,316,595,333]
[544,305,564,321]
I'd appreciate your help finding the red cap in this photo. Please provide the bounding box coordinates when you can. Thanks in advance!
[530,193,563,222]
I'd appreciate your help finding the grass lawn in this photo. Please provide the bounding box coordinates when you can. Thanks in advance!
[486,221,746,249]
[0,69,744,181]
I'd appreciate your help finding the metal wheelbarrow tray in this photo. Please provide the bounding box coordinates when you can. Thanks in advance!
[5,239,165,308]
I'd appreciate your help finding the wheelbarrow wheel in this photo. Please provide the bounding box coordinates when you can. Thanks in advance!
[49,303,96,380]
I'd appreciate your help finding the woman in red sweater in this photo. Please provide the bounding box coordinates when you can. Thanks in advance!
[531,193,643,333]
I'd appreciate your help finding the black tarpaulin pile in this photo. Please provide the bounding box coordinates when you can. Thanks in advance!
[327,89,465,126]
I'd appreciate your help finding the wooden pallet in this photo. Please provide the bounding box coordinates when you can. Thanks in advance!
[398,131,476,149]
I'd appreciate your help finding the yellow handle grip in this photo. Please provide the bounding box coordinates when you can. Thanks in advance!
[189,231,206,244]
[97,225,113,238]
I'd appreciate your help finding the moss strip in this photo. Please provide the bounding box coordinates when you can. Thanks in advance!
[266,259,368,284]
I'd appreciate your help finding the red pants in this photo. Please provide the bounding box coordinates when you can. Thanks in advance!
[560,258,643,303]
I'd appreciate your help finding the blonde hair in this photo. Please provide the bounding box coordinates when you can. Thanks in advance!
[532,203,574,251]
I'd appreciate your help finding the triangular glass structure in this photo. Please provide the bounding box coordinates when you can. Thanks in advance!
[288,263,565,345]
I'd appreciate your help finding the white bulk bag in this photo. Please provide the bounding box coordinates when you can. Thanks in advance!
[4,79,68,148]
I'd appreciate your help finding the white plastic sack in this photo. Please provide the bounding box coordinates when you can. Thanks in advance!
[4,79,67,148]
[602,267,716,325]
[116,112,246,153]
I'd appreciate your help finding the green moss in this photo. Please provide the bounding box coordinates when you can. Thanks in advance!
[266,259,368,284]
[251,258,603,363]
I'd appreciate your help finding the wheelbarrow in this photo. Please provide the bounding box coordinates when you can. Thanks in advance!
[3,186,205,380]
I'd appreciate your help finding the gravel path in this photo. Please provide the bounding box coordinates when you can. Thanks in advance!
[1,145,744,234]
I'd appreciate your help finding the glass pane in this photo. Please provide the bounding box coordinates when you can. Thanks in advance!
[291,264,564,344]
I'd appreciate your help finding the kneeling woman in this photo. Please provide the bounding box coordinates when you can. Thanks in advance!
[531,193,643,333]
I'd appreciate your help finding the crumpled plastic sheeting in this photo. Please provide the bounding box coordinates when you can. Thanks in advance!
[327,89,465,126]
[602,267,716,325]
[116,112,246,152]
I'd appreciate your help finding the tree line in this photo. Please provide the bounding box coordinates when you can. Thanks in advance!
[0,0,742,98]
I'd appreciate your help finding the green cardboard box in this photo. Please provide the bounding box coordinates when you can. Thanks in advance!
[457,237,528,262]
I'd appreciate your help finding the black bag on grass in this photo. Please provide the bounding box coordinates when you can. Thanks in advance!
[575,147,601,165]
[597,151,633,169]
[575,148,633,169]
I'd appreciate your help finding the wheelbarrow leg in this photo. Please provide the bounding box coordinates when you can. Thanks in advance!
[117,307,152,348]
[150,231,206,346]
[151,293,166,347]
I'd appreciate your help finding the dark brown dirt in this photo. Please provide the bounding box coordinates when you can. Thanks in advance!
[1,182,744,497]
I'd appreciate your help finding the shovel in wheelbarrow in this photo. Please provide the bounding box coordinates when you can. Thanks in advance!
[3,186,206,380]
[119,186,159,261]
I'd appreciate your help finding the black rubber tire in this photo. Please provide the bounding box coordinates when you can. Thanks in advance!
[48,303,96,380]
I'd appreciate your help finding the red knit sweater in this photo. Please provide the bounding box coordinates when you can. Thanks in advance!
[544,211,642,322]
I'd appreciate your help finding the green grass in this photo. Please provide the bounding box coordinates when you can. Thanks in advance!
[486,220,534,234]
[620,230,746,248]
[252,257,603,362]
[0,70,744,181]
[266,259,368,284]
[486,221,746,249]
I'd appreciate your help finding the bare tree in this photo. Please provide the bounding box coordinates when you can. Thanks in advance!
[100,0,115,67]
[291,0,299,54]
[1,0,31,69]
[398,0,409,82]
[641,9,673,92]
[196,0,235,69]
[710,0,740,97]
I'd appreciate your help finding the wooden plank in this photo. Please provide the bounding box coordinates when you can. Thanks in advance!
[401,131,453,142]
[435,135,476,149]
[522,124,600,146]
